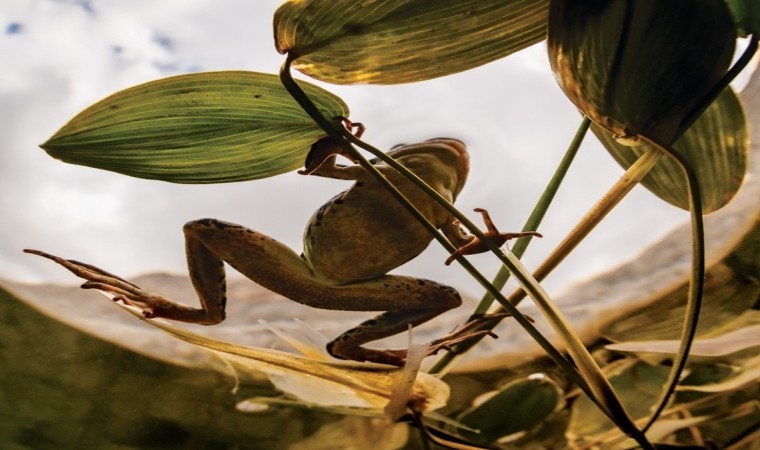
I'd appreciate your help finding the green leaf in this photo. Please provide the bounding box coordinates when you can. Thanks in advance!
[593,87,748,213]
[274,0,548,85]
[457,375,562,444]
[678,355,760,393]
[601,265,760,343]
[548,0,737,144]
[725,0,760,36]
[41,71,349,183]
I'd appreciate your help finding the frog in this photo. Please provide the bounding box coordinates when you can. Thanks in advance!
[26,128,539,366]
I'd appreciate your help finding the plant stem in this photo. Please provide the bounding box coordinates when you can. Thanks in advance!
[279,55,650,447]
[481,117,591,311]
[678,34,758,139]
[430,116,589,374]
[498,146,662,308]
[278,56,576,381]
[347,134,657,448]
[639,137,705,433]
[636,35,758,431]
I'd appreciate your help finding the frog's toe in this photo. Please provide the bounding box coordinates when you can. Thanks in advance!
[428,330,497,356]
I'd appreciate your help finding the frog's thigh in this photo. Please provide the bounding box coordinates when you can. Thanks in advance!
[184,219,461,313]
[183,219,315,303]
[329,275,461,312]
[326,276,462,364]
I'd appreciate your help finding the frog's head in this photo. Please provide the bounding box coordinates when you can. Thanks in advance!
[387,138,469,200]
[425,138,469,197]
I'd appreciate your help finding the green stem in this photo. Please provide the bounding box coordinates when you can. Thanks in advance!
[678,34,758,139]
[279,56,649,447]
[343,106,650,445]
[429,116,589,375]
[482,117,591,310]
[278,56,577,380]
[345,131,643,434]
[498,146,662,309]
[639,137,705,433]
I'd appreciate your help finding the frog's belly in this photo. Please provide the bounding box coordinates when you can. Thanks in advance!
[303,199,435,285]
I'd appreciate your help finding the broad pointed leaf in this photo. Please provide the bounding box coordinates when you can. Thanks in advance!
[138,308,450,413]
[594,88,748,213]
[274,0,549,85]
[41,71,349,183]
[725,0,760,36]
[548,0,736,144]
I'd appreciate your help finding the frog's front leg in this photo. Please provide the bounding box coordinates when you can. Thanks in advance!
[444,208,543,265]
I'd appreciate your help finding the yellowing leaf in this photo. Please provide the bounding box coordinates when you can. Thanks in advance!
[274,0,548,84]
[133,308,449,413]
[42,71,349,183]
[548,0,736,144]
[594,87,748,213]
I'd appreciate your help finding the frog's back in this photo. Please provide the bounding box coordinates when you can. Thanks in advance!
[303,139,468,285]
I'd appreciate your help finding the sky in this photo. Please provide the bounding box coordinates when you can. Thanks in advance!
[1,0,702,300]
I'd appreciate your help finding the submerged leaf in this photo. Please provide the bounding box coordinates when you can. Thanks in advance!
[548,0,736,144]
[42,71,349,183]
[605,324,760,360]
[601,264,760,343]
[678,355,760,393]
[134,308,449,413]
[594,87,748,212]
[457,374,562,445]
[274,0,548,84]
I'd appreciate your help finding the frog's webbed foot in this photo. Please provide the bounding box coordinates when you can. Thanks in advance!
[23,249,212,323]
[426,313,510,356]
[444,208,542,265]
[327,310,510,366]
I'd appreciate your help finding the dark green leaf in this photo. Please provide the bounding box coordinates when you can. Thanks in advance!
[594,87,748,213]
[274,0,548,85]
[42,71,349,183]
[548,0,736,144]
[457,375,562,444]
[725,0,760,36]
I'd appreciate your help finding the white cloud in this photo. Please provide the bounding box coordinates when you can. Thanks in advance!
[1,0,687,299]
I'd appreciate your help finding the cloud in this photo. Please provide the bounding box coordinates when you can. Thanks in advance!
[1,1,686,300]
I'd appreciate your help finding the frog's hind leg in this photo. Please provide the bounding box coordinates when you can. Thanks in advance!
[179,218,316,322]
[323,276,478,366]
[26,218,319,326]
[327,308,446,366]
[327,307,500,367]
